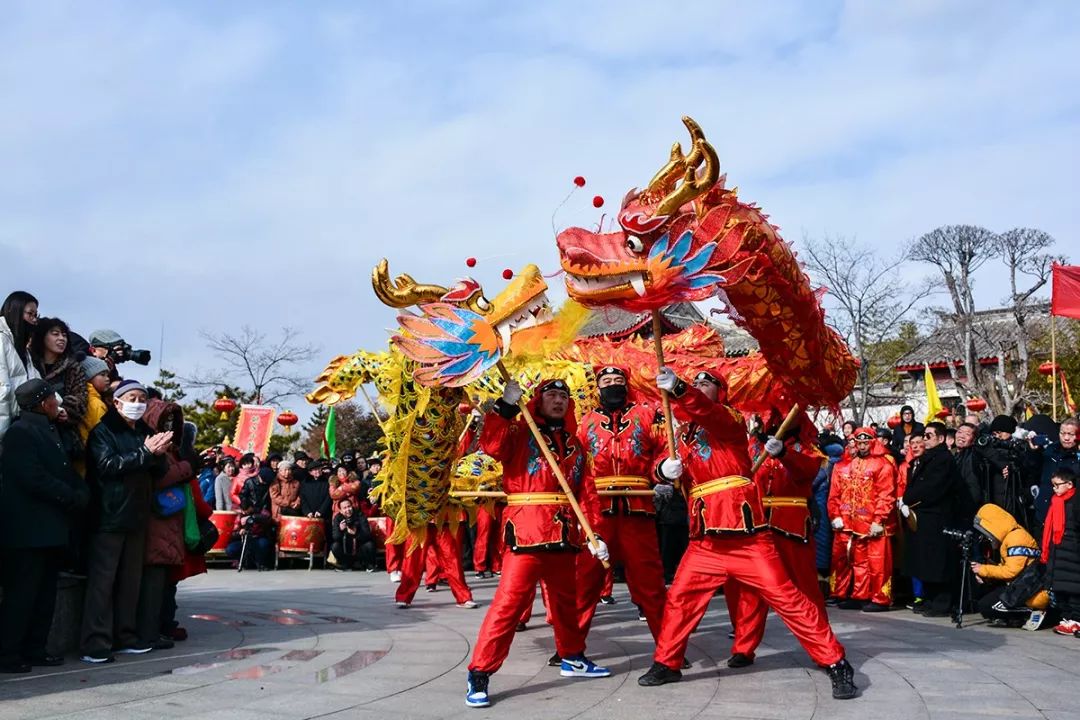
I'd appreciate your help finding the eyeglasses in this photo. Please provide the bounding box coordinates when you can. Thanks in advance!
[1052,481,1073,489]
[923,433,935,438]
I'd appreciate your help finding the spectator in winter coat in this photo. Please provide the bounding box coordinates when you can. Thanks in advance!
[77,357,111,448]
[1030,419,1080,532]
[329,464,363,514]
[330,498,375,571]
[269,461,301,520]
[969,503,1049,626]
[1042,468,1080,636]
[888,405,924,461]
[162,473,214,641]
[79,379,173,663]
[813,435,845,577]
[0,379,89,672]
[230,453,259,508]
[0,291,40,453]
[29,317,88,462]
[300,460,332,518]
[214,458,238,510]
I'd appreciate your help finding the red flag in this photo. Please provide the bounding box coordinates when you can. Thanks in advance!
[1052,264,1080,319]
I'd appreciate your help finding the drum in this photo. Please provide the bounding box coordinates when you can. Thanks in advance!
[367,517,391,550]
[277,516,326,554]
[208,511,237,554]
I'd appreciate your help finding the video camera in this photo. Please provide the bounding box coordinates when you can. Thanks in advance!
[942,527,977,551]
[106,340,152,366]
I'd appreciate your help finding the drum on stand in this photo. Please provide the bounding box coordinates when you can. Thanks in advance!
[207,511,237,555]
[276,516,327,570]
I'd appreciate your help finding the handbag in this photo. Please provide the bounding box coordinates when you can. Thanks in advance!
[154,484,188,517]
[192,516,220,555]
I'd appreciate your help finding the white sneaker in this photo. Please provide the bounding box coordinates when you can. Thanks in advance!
[389,571,402,583]
[1023,610,1047,631]
[457,600,479,609]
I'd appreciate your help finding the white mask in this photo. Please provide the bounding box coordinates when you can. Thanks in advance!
[119,401,147,421]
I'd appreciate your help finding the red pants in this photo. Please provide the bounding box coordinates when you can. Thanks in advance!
[603,568,614,597]
[424,539,443,584]
[517,578,552,625]
[473,505,504,573]
[576,514,667,641]
[395,525,473,604]
[384,518,404,574]
[654,534,844,669]
[727,534,825,659]
[470,552,585,674]
[829,532,892,605]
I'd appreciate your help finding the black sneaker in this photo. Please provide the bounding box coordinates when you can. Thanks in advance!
[827,658,858,699]
[152,636,175,650]
[547,652,561,667]
[599,595,616,605]
[25,654,64,667]
[825,596,841,607]
[426,584,438,593]
[515,622,527,632]
[836,599,864,610]
[862,602,891,613]
[726,653,754,668]
[638,661,682,686]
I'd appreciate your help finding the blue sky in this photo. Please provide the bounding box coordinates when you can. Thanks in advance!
[2,1,1077,413]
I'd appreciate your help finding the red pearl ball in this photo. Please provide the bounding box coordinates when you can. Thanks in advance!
[592,195,604,208]
[573,176,586,187]
[502,269,513,280]
[465,257,477,267]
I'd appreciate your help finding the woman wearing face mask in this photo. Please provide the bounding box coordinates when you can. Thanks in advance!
[0,290,41,454]
[29,317,88,459]
[79,379,173,664]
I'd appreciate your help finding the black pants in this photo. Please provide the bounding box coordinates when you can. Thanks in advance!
[80,530,145,655]
[332,539,376,569]
[0,547,62,663]
[657,523,689,583]
[977,585,1029,621]
[159,580,179,635]
[136,565,168,645]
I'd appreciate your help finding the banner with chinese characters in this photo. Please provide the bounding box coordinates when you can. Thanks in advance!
[232,405,276,457]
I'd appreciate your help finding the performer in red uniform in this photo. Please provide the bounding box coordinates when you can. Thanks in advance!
[572,366,669,659]
[827,427,897,611]
[394,519,476,609]
[724,411,827,667]
[466,379,611,709]
[637,368,857,700]
[473,502,504,577]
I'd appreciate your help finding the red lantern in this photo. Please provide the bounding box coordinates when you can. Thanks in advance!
[965,397,987,412]
[1038,361,1059,376]
[887,414,902,429]
[213,396,237,420]
[936,408,951,419]
[277,411,298,430]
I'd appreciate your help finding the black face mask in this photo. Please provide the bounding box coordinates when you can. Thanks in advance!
[599,385,628,411]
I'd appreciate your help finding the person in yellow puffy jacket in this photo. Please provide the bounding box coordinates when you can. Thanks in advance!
[970,503,1050,627]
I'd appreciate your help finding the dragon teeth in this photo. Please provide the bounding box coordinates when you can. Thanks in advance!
[630,274,646,296]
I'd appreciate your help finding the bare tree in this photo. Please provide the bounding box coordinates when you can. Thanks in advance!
[908,225,1000,405]
[187,326,319,405]
[802,234,935,424]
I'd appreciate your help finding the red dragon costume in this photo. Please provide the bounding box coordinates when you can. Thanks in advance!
[827,428,897,608]
[725,417,827,664]
[574,366,669,644]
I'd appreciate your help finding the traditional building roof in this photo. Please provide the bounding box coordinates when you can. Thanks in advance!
[894,304,1050,371]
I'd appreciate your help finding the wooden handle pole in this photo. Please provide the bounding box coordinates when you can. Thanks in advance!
[750,404,803,474]
[651,311,678,460]
[498,363,609,568]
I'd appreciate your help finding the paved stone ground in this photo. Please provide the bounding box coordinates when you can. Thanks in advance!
[2,567,1079,720]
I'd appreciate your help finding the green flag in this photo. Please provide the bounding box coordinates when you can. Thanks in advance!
[322,405,337,458]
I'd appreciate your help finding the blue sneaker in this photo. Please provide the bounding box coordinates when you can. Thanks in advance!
[560,655,611,678]
[465,670,491,708]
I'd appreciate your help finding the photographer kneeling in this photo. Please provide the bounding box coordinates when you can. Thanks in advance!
[969,503,1050,628]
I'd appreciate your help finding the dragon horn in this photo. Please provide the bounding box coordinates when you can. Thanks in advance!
[371,259,449,308]
[654,116,719,217]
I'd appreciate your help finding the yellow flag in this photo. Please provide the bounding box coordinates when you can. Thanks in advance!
[923,363,943,424]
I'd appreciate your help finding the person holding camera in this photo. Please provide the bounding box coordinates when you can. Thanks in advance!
[79,379,173,663]
[0,379,90,672]
[969,503,1049,627]
[228,466,275,569]
[330,498,375,571]
[899,422,959,618]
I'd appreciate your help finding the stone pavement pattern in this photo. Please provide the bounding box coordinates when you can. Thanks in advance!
[1,569,1078,720]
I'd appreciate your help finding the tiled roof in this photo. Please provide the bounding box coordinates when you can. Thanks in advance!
[894,304,1051,370]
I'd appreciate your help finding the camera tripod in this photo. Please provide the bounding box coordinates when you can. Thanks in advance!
[954,535,976,629]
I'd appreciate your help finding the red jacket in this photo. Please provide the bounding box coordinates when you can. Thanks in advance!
[480,394,600,552]
[828,444,897,536]
[578,397,666,516]
[667,386,764,537]
[748,435,823,542]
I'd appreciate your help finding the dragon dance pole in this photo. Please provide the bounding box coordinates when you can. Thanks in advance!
[358,384,391,434]
[497,362,610,568]
[750,403,803,475]
[651,311,679,460]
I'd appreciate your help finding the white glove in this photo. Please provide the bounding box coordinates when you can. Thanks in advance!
[588,539,610,562]
[501,380,522,406]
[655,366,678,392]
[831,517,844,530]
[899,503,911,519]
[764,437,784,458]
[654,483,674,500]
[869,522,884,537]
[1012,428,1035,441]
[659,457,684,480]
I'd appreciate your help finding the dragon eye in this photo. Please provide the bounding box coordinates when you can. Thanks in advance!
[625,236,645,254]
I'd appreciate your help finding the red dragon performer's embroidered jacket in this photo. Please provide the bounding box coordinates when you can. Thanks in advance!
[748,435,824,542]
[663,385,765,538]
[480,393,600,552]
[827,443,897,536]
[578,395,667,517]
